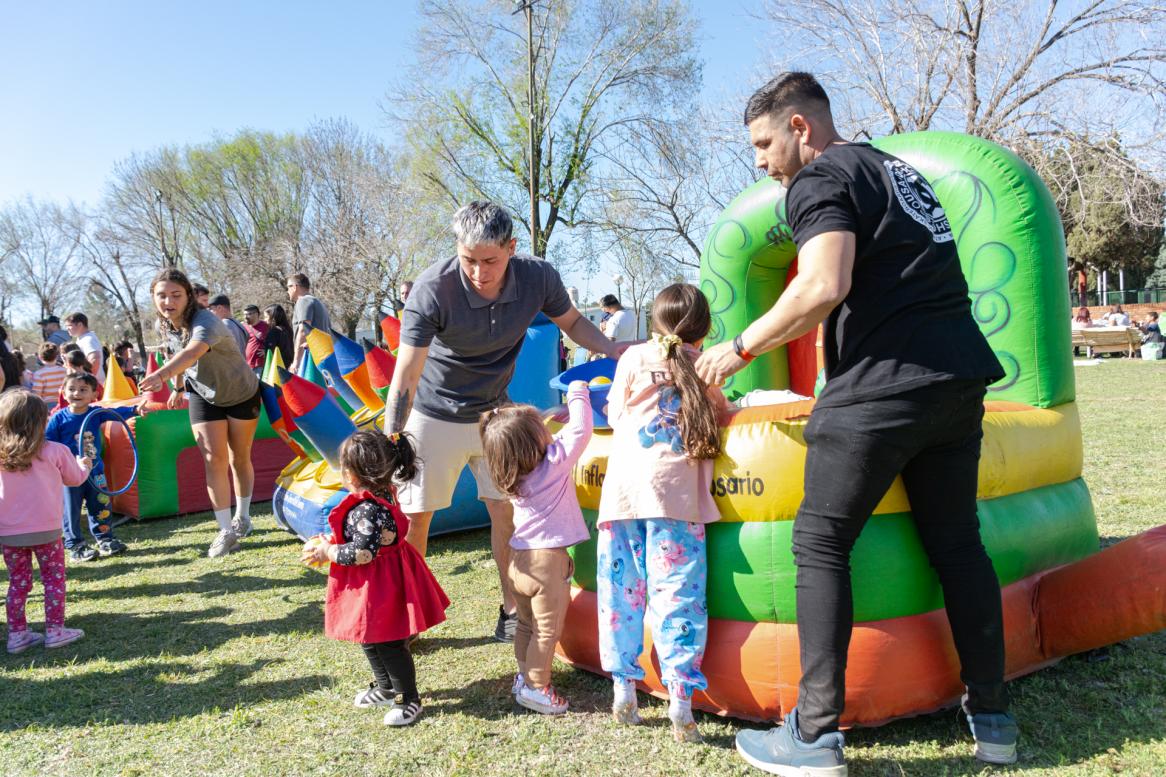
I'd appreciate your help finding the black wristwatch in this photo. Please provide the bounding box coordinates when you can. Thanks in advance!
[733,334,756,362]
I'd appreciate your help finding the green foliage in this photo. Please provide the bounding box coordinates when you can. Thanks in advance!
[1147,242,1166,288]
[1041,138,1165,275]
[398,0,701,259]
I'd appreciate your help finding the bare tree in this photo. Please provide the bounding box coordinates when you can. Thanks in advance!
[585,198,682,332]
[0,197,83,320]
[762,1,1165,137]
[298,119,423,336]
[591,108,761,271]
[61,205,153,360]
[106,149,190,269]
[760,0,1166,238]
[392,0,701,259]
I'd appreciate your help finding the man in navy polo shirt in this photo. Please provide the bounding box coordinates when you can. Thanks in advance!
[386,200,627,643]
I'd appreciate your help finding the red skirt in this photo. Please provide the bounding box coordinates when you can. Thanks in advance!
[323,491,450,644]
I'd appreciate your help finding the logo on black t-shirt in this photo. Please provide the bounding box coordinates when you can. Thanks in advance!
[883,160,953,243]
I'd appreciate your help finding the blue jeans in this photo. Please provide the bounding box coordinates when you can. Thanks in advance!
[597,517,709,697]
[62,476,115,549]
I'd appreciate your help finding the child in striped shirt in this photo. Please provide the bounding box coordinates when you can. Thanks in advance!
[29,343,67,407]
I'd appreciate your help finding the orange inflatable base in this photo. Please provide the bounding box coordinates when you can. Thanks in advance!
[556,525,1166,726]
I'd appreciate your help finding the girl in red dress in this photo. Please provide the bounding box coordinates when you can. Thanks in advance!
[301,430,449,726]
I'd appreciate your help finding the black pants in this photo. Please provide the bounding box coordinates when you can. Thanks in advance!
[361,639,418,703]
[793,379,1008,740]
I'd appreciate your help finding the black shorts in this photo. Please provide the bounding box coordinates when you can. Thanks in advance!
[187,388,262,424]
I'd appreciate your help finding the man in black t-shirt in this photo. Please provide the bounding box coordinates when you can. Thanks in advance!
[696,73,1017,773]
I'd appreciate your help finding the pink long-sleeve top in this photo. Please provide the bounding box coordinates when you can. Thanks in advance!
[510,384,593,550]
[597,341,730,526]
[0,441,90,546]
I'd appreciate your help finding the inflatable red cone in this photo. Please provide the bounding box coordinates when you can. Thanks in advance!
[361,338,396,400]
[379,310,401,352]
[144,351,172,405]
[277,368,357,470]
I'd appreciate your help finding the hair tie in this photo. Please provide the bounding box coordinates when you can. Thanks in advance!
[651,332,682,359]
[387,432,400,445]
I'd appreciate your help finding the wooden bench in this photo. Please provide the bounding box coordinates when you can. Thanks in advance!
[1071,327,1141,357]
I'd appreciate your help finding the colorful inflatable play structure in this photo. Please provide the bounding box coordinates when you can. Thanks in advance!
[553,131,1166,725]
[95,353,296,518]
[270,315,561,540]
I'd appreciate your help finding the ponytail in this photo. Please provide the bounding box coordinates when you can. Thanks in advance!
[661,338,722,460]
[338,430,420,498]
[649,282,721,461]
[385,432,418,483]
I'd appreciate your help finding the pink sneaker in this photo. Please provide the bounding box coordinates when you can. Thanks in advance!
[6,631,44,655]
[44,626,85,649]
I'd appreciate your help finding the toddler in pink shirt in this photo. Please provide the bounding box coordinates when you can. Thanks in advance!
[480,380,592,715]
[0,389,92,654]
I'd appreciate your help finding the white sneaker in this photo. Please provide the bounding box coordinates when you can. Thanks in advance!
[612,677,642,725]
[208,529,241,558]
[384,696,422,726]
[517,683,569,715]
[512,673,526,697]
[231,514,252,538]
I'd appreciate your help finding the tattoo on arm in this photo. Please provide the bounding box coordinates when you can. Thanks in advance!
[385,387,413,435]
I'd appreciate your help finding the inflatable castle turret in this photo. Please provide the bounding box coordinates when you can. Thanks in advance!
[552,132,1166,725]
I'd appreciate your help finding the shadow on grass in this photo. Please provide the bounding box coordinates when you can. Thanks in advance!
[0,657,331,730]
[423,670,532,721]
[412,635,497,654]
[64,556,199,579]
[71,570,318,602]
[3,599,322,666]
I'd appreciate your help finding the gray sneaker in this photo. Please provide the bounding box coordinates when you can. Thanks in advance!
[493,605,517,643]
[231,514,252,538]
[207,529,241,558]
[735,708,847,776]
[967,711,1018,765]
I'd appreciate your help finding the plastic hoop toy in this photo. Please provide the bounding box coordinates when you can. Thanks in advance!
[78,408,139,496]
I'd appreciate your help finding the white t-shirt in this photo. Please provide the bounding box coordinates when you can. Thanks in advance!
[76,331,105,384]
[606,308,636,341]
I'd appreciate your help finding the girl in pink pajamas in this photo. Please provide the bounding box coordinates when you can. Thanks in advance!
[596,284,731,743]
[0,390,91,653]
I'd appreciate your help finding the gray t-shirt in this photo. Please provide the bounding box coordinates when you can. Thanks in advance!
[401,254,572,422]
[222,316,249,356]
[293,294,331,335]
[168,308,259,407]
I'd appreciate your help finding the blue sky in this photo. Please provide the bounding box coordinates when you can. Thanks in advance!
[0,1,766,297]
[0,1,764,206]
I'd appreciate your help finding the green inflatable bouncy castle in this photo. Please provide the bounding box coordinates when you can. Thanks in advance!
[554,132,1166,725]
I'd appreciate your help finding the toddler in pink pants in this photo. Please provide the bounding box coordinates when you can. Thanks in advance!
[0,390,91,653]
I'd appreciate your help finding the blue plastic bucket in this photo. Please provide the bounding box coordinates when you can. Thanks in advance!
[549,357,617,428]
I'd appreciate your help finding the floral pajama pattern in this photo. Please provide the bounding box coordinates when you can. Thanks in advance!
[3,540,67,632]
[597,518,708,696]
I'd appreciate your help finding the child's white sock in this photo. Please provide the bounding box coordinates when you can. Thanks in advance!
[213,507,233,531]
[668,693,694,724]
[611,676,642,724]
[234,495,251,520]
[613,676,637,707]
[668,683,700,742]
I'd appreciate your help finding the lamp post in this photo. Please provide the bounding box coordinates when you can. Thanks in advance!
[612,274,624,302]
[513,0,541,254]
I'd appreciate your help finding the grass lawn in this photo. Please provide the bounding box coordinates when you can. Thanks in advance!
[2,359,1164,776]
